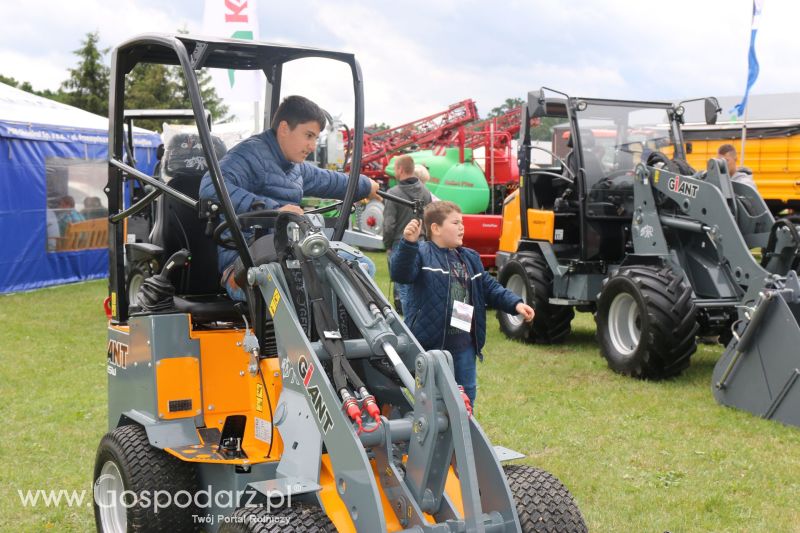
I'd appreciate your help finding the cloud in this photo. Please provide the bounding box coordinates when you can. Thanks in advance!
[2,0,799,126]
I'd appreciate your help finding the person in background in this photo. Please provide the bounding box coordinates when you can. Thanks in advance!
[382,155,432,313]
[390,201,535,407]
[56,195,85,235]
[199,95,380,301]
[414,163,440,201]
[81,196,108,219]
[718,144,758,190]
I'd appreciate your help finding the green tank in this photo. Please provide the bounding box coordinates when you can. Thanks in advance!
[385,148,489,214]
[435,162,489,214]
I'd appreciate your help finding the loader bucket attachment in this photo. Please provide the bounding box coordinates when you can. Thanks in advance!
[712,272,800,427]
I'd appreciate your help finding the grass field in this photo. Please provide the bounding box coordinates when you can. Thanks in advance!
[1,251,799,532]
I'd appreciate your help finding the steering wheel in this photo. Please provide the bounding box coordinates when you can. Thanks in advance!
[646,152,671,167]
[212,200,345,250]
[602,169,634,181]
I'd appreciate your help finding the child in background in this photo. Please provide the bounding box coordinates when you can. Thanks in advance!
[390,201,534,406]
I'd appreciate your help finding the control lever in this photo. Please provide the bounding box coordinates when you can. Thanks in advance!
[377,190,425,221]
[135,249,190,313]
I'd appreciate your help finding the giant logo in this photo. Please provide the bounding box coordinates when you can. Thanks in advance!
[667,176,698,198]
[297,356,334,434]
[107,339,128,369]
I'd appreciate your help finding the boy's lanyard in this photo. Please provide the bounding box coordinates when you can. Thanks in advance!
[449,250,474,332]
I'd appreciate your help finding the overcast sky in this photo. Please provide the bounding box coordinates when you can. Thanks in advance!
[1,0,798,126]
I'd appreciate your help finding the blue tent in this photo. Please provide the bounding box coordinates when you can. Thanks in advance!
[0,83,160,293]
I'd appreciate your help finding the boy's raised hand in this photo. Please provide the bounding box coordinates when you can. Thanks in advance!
[403,219,422,243]
[516,302,535,322]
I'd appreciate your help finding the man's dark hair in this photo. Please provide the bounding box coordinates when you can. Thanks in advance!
[270,95,327,131]
[718,143,736,157]
[423,200,461,237]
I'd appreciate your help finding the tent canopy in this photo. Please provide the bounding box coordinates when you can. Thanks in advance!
[0,82,160,293]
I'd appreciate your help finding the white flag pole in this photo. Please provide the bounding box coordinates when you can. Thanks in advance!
[740,105,748,167]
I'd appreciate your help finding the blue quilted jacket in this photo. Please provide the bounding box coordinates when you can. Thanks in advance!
[390,239,522,354]
[199,129,372,271]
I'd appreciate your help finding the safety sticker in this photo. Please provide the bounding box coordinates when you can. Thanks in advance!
[269,288,281,317]
[255,383,264,413]
[254,417,272,443]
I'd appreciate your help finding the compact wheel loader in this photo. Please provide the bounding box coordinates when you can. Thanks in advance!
[496,88,800,427]
[93,35,587,532]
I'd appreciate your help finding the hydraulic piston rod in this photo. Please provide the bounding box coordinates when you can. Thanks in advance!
[382,341,416,393]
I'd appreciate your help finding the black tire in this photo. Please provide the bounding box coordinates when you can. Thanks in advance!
[503,464,587,533]
[218,503,336,532]
[497,253,574,343]
[127,263,152,307]
[595,266,698,379]
[93,424,199,533]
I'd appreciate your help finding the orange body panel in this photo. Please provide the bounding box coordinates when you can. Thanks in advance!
[317,455,467,531]
[155,357,201,420]
[499,189,555,251]
[179,327,285,463]
[499,189,522,252]
[527,209,555,243]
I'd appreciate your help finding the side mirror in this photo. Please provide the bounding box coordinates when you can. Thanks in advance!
[704,97,721,125]
[621,141,643,154]
[531,89,547,118]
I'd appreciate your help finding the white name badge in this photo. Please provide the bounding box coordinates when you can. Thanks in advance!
[450,300,474,332]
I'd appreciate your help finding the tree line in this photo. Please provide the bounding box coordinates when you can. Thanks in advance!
[2,31,229,131]
[4,32,560,140]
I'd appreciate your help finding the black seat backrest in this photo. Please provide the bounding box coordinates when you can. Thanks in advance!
[163,133,226,180]
[150,133,227,295]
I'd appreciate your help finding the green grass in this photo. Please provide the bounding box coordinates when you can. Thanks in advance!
[1,253,799,532]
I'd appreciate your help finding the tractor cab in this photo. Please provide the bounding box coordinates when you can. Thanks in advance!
[514,89,690,264]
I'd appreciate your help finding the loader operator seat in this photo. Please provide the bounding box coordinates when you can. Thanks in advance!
[564,131,606,186]
[146,132,239,322]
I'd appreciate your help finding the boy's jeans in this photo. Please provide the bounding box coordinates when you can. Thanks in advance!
[450,345,478,406]
[388,243,410,314]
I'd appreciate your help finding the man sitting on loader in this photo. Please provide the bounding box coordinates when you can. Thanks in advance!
[199,95,380,300]
[718,143,758,191]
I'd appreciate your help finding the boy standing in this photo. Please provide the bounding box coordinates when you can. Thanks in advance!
[390,201,534,406]
[383,155,432,313]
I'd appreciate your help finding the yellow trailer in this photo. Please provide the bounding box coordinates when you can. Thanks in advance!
[682,120,800,213]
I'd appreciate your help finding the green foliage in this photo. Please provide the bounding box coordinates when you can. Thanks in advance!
[173,67,231,124]
[530,116,564,141]
[488,97,524,119]
[59,31,110,116]
[366,122,391,133]
[0,74,67,103]
[123,64,230,132]
[2,262,799,531]
[3,31,230,131]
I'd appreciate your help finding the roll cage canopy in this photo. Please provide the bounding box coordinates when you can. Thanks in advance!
[107,33,365,322]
